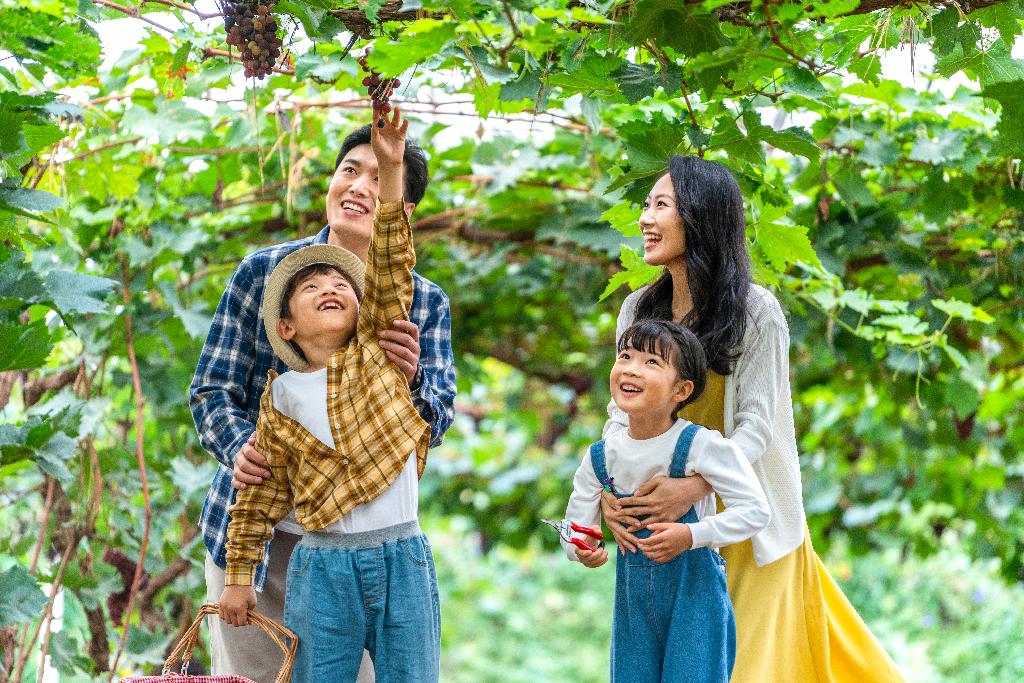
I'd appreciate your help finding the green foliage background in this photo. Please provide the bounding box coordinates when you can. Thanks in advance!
[1,0,1023,680]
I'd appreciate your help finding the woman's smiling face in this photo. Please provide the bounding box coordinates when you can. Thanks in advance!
[639,174,686,267]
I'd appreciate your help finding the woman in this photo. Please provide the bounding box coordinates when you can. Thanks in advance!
[601,155,903,682]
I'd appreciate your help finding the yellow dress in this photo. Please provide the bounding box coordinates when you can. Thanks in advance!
[679,371,903,683]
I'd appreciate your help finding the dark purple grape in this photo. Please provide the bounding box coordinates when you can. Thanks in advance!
[221,0,281,79]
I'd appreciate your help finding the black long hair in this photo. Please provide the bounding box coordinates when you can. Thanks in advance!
[633,155,750,375]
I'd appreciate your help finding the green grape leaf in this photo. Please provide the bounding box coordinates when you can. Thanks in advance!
[761,126,821,163]
[832,168,876,207]
[0,319,53,371]
[600,245,662,300]
[468,47,516,84]
[47,630,92,675]
[600,201,641,237]
[0,248,44,305]
[0,565,49,628]
[294,52,346,82]
[0,183,63,215]
[783,66,828,99]
[0,9,101,79]
[620,120,684,172]
[981,80,1024,157]
[971,1,1024,43]
[752,198,821,271]
[860,132,900,167]
[908,127,966,165]
[611,62,659,104]
[809,0,860,17]
[932,298,994,323]
[625,0,726,57]
[546,53,620,96]
[934,36,1024,86]
[42,270,116,316]
[709,115,764,165]
[276,0,344,41]
[33,431,76,483]
[501,68,544,102]
[366,20,457,75]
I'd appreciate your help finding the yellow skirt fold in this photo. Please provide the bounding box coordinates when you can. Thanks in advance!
[720,529,904,683]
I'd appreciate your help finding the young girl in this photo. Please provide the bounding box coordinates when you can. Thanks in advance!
[602,155,905,682]
[561,319,770,683]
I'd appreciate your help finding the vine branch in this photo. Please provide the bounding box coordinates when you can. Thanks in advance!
[107,257,153,680]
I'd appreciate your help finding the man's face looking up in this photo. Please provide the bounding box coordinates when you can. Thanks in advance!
[326,143,377,251]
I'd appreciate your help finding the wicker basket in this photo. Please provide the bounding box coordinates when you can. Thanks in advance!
[119,603,297,683]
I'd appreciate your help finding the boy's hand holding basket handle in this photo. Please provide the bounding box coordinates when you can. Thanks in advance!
[119,603,296,683]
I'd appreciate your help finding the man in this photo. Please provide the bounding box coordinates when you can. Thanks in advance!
[190,122,456,683]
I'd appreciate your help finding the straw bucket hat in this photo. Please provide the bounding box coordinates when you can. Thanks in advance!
[261,244,366,371]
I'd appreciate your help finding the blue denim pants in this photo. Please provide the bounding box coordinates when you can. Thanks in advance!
[591,425,736,682]
[611,542,734,683]
[283,521,441,683]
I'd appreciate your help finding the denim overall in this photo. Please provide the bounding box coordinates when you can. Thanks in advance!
[592,423,736,683]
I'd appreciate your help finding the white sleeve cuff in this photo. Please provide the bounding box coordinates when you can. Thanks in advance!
[687,522,713,549]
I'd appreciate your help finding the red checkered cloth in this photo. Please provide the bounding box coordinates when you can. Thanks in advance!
[120,674,255,683]
[121,604,296,683]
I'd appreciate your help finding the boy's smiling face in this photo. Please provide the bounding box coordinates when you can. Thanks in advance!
[277,267,359,357]
[610,344,693,418]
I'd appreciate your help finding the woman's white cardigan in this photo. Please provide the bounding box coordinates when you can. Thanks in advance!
[604,283,806,566]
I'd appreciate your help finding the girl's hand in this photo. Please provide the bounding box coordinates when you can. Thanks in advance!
[636,523,693,564]
[600,491,640,555]
[370,106,409,172]
[576,546,609,568]
[218,585,256,627]
[615,475,712,527]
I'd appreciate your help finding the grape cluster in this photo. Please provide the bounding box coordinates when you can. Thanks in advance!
[358,52,400,116]
[223,1,282,80]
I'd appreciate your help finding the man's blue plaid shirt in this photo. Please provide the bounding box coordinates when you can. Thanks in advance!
[190,225,456,591]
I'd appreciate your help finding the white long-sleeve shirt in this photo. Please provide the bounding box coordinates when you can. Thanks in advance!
[605,284,806,566]
[563,419,770,561]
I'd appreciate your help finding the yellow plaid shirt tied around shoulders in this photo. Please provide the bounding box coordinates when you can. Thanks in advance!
[224,199,431,587]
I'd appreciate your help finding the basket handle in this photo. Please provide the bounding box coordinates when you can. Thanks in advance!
[162,603,297,683]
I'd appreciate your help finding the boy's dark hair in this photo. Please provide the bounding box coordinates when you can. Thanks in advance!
[280,263,361,320]
[334,124,430,205]
[617,319,707,410]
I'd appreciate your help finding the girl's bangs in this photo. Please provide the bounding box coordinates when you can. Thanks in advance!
[618,321,675,364]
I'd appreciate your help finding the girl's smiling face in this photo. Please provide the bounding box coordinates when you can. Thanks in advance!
[639,174,686,267]
[610,344,692,418]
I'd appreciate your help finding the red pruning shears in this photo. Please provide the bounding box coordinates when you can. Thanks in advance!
[542,518,605,553]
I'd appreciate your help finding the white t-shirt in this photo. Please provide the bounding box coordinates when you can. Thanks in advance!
[563,419,770,560]
[269,368,418,535]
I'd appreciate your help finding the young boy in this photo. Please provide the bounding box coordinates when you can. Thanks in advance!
[560,319,770,683]
[218,109,439,683]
